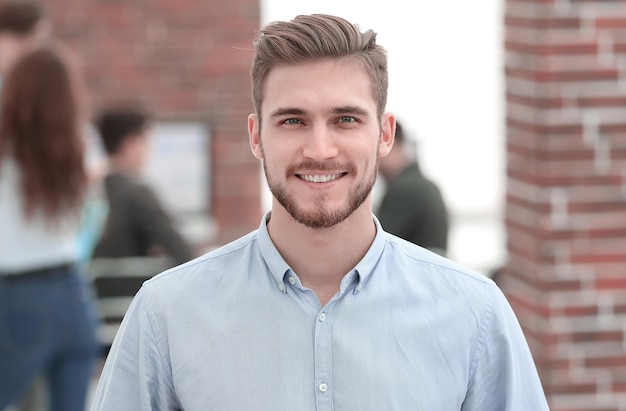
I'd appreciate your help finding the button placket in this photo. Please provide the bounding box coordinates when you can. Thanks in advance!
[314,307,333,410]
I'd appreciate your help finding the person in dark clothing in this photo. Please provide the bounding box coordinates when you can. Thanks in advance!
[92,104,194,265]
[376,120,449,255]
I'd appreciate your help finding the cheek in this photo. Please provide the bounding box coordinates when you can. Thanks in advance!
[263,141,293,163]
[262,151,282,172]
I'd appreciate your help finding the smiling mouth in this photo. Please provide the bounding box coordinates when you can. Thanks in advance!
[298,173,345,183]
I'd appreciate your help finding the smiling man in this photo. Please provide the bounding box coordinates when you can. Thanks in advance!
[90,14,549,411]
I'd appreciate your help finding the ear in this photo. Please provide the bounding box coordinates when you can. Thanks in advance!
[378,113,395,157]
[248,113,263,159]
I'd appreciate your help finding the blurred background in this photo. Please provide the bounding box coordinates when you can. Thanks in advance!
[39,0,626,410]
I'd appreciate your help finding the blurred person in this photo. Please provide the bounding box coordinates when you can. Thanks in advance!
[0,42,100,411]
[0,0,107,271]
[376,120,449,255]
[92,104,194,266]
[90,14,549,410]
[0,3,105,409]
[0,2,51,411]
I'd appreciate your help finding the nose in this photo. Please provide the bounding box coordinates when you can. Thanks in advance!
[302,126,338,160]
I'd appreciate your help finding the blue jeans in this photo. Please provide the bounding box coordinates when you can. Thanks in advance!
[0,265,100,411]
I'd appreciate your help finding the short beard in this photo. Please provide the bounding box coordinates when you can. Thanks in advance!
[263,158,378,230]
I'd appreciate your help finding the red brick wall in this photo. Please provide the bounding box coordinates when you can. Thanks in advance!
[48,0,262,247]
[503,1,626,410]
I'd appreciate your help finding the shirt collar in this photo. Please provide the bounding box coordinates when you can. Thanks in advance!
[256,212,291,291]
[352,214,386,293]
[256,211,387,294]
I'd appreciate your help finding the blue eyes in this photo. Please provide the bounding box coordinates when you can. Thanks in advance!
[337,116,356,123]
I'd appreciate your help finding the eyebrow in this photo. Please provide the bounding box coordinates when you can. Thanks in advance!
[330,105,369,118]
[268,105,370,119]
[268,107,308,119]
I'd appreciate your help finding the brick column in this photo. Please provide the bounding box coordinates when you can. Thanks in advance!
[503,1,626,410]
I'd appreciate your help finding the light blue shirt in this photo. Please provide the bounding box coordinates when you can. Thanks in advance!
[91,213,549,411]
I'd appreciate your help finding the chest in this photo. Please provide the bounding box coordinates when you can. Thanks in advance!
[166,291,473,411]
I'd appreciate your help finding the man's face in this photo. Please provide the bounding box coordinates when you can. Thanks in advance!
[249,59,393,229]
[127,129,151,173]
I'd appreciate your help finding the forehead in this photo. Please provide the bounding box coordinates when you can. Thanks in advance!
[262,59,376,118]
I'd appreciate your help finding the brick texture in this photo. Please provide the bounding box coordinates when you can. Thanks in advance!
[48,0,262,248]
[504,1,626,410]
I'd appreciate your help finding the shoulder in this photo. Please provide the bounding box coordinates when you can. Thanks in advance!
[390,166,443,199]
[108,175,161,209]
[106,173,151,194]
[126,178,156,200]
[371,232,513,346]
[380,232,497,297]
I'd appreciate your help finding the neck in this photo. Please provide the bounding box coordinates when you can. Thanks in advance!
[267,201,376,306]
[107,157,140,176]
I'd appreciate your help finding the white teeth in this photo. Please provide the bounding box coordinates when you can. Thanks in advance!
[301,174,341,183]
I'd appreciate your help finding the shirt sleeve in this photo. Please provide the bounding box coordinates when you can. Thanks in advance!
[89,287,181,411]
[461,288,550,411]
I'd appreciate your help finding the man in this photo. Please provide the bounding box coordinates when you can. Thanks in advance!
[91,14,549,410]
[92,104,194,265]
[377,120,449,255]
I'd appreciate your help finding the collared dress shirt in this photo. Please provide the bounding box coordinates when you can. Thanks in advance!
[90,213,549,411]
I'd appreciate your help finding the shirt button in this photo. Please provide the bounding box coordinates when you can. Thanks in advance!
[278,283,285,292]
[319,383,328,392]
[319,312,326,322]
[288,276,296,285]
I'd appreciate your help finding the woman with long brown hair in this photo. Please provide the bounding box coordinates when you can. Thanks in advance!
[0,41,99,411]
